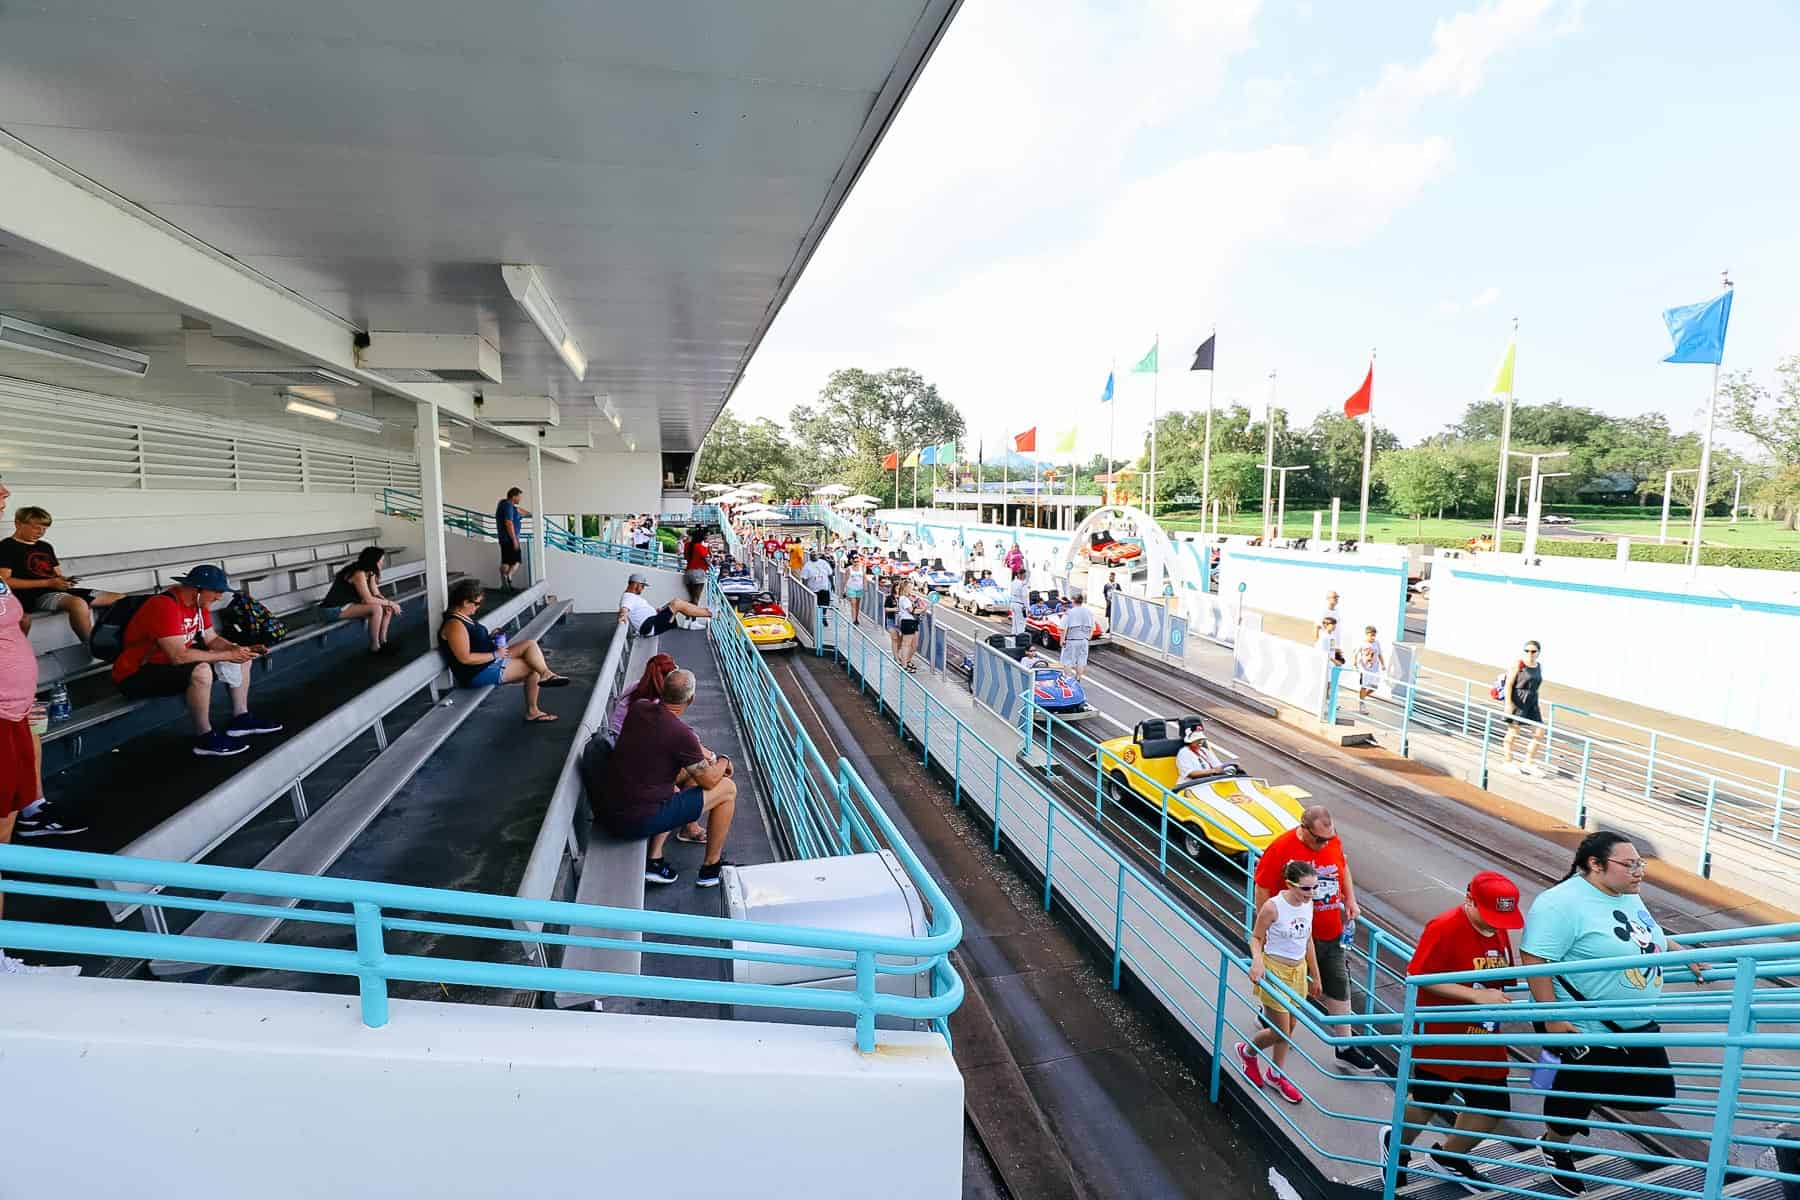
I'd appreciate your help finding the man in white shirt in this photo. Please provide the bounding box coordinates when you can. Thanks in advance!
[618,572,712,638]
[1008,573,1029,636]
[1317,590,1340,637]
[1176,724,1225,780]
[799,554,833,626]
[1059,592,1097,680]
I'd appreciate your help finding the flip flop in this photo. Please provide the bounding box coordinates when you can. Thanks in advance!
[524,711,559,723]
[674,828,707,844]
[539,675,574,688]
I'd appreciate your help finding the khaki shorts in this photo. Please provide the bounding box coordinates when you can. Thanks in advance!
[1257,952,1309,1012]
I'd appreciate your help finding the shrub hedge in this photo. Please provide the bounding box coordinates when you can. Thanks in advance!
[1392,534,1800,572]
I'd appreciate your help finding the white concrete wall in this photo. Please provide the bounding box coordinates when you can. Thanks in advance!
[2,975,963,1199]
[1217,543,1411,646]
[445,451,661,517]
[19,488,379,557]
[1425,557,1800,744]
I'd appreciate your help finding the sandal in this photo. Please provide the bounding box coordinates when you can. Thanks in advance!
[539,675,574,688]
[675,827,707,844]
[524,711,560,723]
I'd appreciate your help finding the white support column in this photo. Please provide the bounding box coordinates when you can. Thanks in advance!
[527,442,548,589]
[414,400,450,633]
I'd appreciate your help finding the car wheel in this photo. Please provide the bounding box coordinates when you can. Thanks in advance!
[1182,831,1204,860]
[1106,770,1133,806]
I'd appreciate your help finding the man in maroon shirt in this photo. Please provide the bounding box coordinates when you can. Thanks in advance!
[600,668,736,887]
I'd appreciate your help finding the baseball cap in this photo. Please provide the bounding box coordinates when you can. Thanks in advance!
[1182,724,1207,744]
[626,572,648,586]
[1468,870,1524,930]
[173,564,233,593]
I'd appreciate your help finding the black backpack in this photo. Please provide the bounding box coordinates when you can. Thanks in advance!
[87,592,156,663]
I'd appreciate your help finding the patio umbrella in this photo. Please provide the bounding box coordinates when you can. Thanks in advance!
[737,481,774,492]
[842,494,880,505]
[699,483,737,493]
[812,483,851,496]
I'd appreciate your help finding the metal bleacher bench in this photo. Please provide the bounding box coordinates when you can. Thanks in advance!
[29,527,434,761]
[92,584,573,974]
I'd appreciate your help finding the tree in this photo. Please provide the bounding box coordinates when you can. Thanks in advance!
[694,411,800,495]
[1376,447,1463,526]
[1723,355,1800,466]
[1302,412,1400,505]
[787,367,963,507]
[1206,452,1263,517]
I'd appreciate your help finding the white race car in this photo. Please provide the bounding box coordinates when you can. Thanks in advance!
[949,572,1010,615]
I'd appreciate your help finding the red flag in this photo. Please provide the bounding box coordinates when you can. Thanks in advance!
[1013,427,1036,453]
[881,450,899,470]
[1343,363,1373,419]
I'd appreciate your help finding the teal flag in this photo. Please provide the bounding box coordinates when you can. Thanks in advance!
[936,439,956,464]
[1662,289,1732,365]
[1131,342,1158,373]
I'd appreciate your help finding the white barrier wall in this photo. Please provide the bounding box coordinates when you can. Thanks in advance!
[22,488,380,557]
[1425,557,1800,744]
[446,451,663,519]
[1232,627,1327,714]
[2,976,963,1199]
[1217,543,1410,645]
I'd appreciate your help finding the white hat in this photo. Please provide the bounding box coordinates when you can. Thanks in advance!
[1182,725,1206,744]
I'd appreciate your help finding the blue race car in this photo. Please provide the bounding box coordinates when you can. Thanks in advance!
[919,557,958,593]
[963,632,1096,722]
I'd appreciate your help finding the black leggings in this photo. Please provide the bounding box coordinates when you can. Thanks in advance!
[1544,1042,1675,1134]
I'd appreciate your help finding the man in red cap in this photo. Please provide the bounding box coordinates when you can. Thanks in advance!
[1378,870,1523,1193]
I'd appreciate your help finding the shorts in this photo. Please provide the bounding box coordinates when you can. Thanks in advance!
[899,618,919,636]
[1507,698,1543,727]
[635,608,679,638]
[683,568,707,589]
[500,540,522,567]
[1542,1041,1673,1132]
[1358,671,1381,690]
[0,714,39,816]
[118,661,202,698]
[1312,934,1350,1002]
[1257,952,1309,1012]
[815,589,831,607]
[885,611,898,629]
[600,786,705,840]
[23,587,95,613]
[1062,638,1089,669]
[319,605,346,622]
[1409,1068,1513,1114]
[467,660,506,688]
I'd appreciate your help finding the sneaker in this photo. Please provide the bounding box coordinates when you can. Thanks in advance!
[225,711,284,737]
[1538,1144,1585,1194]
[1376,1126,1415,1182]
[14,811,88,838]
[1235,1041,1266,1088]
[0,954,81,977]
[695,860,734,888]
[1271,1073,1303,1104]
[1503,760,1524,775]
[1427,1146,1490,1194]
[1335,1045,1379,1072]
[193,730,249,757]
[1517,762,1539,777]
[643,858,678,885]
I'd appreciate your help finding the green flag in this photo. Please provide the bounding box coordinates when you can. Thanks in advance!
[1131,342,1158,373]
[936,439,956,464]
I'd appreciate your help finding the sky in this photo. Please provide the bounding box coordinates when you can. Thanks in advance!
[724,0,1800,460]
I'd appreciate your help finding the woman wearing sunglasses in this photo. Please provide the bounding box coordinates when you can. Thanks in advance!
[1502,640,1544,774]
[1237,859,1325,1105]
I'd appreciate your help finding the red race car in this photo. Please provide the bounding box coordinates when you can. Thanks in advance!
[1082,529,1143,566]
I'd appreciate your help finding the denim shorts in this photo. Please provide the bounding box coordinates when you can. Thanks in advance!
[319,605,345,622]
[469,660,505,687]
[602,786,705,839]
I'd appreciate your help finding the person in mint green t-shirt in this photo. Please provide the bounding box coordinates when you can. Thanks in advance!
[1519,831,1708,1194]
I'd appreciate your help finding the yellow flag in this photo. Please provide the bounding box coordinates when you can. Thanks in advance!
[1490,339,1516,395]
[902,447,920,468]
[1052,427,1077,454]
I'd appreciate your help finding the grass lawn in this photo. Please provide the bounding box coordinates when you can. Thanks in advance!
[1156,507,1798,549]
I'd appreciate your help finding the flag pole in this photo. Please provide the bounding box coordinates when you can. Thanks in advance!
[1200,326,1215,538]
[1003,433,1010,526]
[1688,273,1733,572]
[1492,317,1518,546]
[1107,359,1117,509]
[1358,349,1375,544]
[1261,370,1277,542]
[1148,332,1160,519]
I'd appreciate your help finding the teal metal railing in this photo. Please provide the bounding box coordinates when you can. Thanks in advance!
[380,489,680,572]
[818,589,1800,1198]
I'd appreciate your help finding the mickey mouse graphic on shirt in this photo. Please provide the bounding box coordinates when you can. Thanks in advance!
[1611,908,1664,989]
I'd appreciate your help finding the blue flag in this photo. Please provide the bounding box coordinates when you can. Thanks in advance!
[1100,371,1115,403]
[917,444,937,465]
[1662,289,1732,364]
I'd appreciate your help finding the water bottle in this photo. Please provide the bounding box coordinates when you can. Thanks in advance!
[1339,917,1356,951]
[1530,1049,1562,1090]
[48,682,71,723]
[493,632,508,658]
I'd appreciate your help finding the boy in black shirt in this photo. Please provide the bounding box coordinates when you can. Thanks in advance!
[0,506,123,641]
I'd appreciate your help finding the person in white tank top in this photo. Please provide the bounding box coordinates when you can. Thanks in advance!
[1237,860,1325,1105]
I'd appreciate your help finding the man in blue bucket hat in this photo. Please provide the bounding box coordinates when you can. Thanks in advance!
[112,563,282,757]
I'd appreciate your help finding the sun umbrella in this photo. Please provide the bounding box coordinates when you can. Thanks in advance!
[737,481,774,492]
[838,497,877,509]
[699,483,737,493]
[812,483,851,496]
[842,494,880,505]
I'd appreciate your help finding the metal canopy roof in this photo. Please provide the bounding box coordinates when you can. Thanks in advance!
[0,1,958,452]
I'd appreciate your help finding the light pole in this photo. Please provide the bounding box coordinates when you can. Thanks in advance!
[1514,475,1527,517]
[1508,450,1569,558]
[1730,470,1742,523]
[1259,464,1309,541]
[1659,467,1700,545]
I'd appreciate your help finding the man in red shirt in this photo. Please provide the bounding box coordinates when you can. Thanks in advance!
[1253,805,1375,1071]
[112,564,282,757]
[1378,870,1522,1192]
[683,526,711,604]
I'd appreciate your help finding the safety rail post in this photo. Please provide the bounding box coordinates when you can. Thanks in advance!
[1460,678,1472,736]
[953,724,963,806]
[1111,862,1127,990]
[1323,664,1341,725]
[1043,805,1056,911]
[1576,740,1592,827]
[1361,924,1382,1020]
[1399,679,1417,758]
[1242,850,1259,933]
[1207,944,1232,1102]
[992,756,1004,852]
[1380,985,1421,1199]
[1775,767,1788,845]
[897,666,906,738]
[1645,731,1658,800]
[854,949,878,1054]
[1700,955,1758,1199]
[1094,753,1105,823]
[921,693,931,766]
[835,762,853,849]
[352,900,390,1029]
[1697,778,1718,878]
[1479,710,1494,788]
[1157,792,1171,876]
[1544,701,1556,770]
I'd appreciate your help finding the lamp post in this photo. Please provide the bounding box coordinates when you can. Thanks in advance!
[1508,450,1569,558]
[1659,468,1700,545]
[1259,464,1309,541]
[1730,470,1742,523]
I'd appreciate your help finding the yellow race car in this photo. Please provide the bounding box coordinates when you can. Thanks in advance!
[1092,716,1309,861]
[730,591,799,651]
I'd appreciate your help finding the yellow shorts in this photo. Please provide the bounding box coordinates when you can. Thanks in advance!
[1257,953,1309,1012]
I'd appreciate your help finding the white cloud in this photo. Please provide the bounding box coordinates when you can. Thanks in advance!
[1470,286,1501,308]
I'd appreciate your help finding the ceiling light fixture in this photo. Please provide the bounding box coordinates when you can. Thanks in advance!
[284,396,385,434]
[601,395,622,431]
[501,265,586,381]
[0,313,150,378]
[437,436,471,455]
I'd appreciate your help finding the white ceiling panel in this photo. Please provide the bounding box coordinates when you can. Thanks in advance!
[0,0,960,451]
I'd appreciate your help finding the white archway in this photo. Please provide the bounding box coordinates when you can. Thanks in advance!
[1057,504,1197,601]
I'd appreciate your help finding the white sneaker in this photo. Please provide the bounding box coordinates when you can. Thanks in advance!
[1503,761,1524,775]
[0,954,81,977]
[1517,762,1538,777]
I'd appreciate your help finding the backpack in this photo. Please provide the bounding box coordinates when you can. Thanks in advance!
[219,588,286,646]
[1489,662,1521,701]
[87,592,156,663]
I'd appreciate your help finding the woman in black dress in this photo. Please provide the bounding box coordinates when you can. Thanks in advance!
[1502,640,1545,774]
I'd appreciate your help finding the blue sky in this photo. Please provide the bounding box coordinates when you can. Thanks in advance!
[727,0,1800,457]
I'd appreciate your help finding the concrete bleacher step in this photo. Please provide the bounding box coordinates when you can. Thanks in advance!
[552,831,650,1010]
[144,598,574,977]
[1352,1139,1649,1199]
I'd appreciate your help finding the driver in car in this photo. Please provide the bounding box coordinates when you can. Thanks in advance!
[1176,723,1226,780]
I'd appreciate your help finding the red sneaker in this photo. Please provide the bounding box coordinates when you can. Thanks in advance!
[1271,1073,1304,1105]
[1235,1041,1266,1088]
